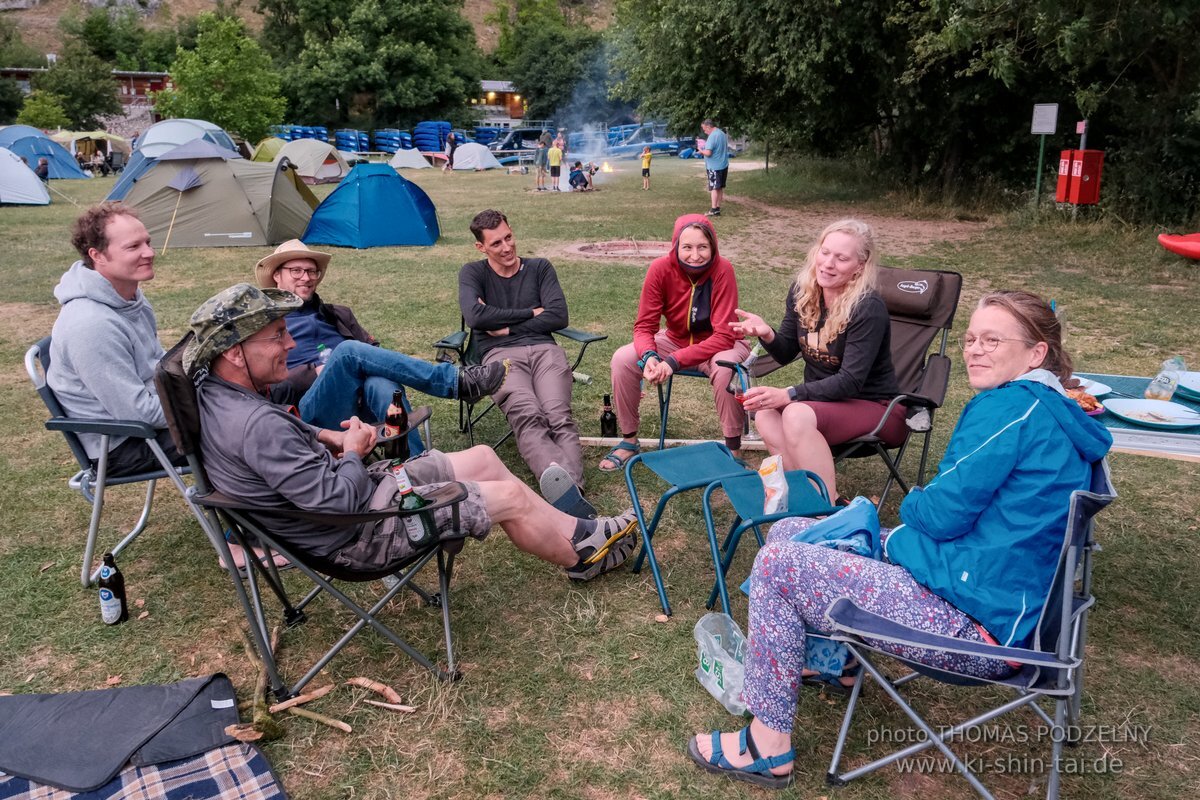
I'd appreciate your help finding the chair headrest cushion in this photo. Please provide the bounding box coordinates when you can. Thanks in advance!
[877,267,943,320]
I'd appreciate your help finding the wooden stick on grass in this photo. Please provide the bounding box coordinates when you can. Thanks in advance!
[269,684,335,714]
[363,699,417,713]
[345,676,403,704]
[287,705,352,733]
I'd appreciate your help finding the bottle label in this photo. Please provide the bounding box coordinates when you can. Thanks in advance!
[392,464,414,494]
[100,588,122,624]
[400,513,431,546]
[99,565,113,580]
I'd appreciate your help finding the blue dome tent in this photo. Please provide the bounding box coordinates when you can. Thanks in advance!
[0,125,88,179]
[302,163,439,248]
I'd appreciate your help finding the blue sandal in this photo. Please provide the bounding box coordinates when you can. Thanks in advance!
[598,441,640,472]
[686,726,794,790]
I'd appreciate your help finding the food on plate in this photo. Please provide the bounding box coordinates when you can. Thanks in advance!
[1066,387,1101,412]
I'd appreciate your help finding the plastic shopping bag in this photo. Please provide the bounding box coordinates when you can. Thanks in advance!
[758,455,788,514]
[694,612,749,716]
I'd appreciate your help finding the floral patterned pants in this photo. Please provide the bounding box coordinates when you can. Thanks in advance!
[743,518,1014,733]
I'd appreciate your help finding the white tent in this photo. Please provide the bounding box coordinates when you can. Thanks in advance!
[274,139,349,184]
[452,142,502,171]
[137,119,237,158]
[389,148,431,169]
[0,146,50,205]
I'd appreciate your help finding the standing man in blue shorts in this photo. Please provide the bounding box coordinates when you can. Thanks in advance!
[699,119,729,217]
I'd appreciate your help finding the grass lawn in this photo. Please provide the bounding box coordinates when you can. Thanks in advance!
[1,154,1197,799]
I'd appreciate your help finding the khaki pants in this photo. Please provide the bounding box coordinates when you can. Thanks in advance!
[483,342,583,486]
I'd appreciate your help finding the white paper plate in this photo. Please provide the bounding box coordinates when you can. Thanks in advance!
[1175,371,1200,401]
[1103,398,1200,430]
[1071,376,1112,397]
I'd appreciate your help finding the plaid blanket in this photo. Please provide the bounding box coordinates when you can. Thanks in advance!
[0,743,286,800]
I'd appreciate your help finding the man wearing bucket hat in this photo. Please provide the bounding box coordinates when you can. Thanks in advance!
[256,239,507,456]
[187,283,640,581]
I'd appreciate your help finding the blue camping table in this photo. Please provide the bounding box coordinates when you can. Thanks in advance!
[1077,373,1200,462]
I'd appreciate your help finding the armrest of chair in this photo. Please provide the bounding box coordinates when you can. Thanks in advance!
[433,330,469,351]
[556,327,607,373]
[374,405,431,454]
[825,597,1075,670]
[45,417,159,439]
[194,480,469,526]
[555,327,607,345]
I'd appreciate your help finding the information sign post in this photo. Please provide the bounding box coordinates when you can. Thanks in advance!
[1031,103,1059,206]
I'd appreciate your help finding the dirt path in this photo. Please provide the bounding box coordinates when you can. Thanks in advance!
[720,194,992,270]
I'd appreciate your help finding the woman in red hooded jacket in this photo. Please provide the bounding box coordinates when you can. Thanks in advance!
[600,214,749,470]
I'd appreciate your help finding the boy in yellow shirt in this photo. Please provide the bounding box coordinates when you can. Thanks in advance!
[547,143,563,191]
[641,146,652,190]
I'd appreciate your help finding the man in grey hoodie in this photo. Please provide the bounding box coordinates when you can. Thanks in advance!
[48,202,184,477]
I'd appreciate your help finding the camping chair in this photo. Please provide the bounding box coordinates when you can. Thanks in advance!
[701,468,838,613]
[155,334,469,700]
[432,317,606,447]
[623,442,833,616]
[827,266,963,506]
[25,336,192,587]
[654,351,790,449]
[822,459,1116,800]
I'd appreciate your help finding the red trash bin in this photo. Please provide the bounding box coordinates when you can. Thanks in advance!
[1055,150,1074,203]
[1067,150,1104,205]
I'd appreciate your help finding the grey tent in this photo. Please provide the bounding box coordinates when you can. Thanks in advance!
[124,141,318,249]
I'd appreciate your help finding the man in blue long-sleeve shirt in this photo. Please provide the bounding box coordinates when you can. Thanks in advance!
[459,209,584,488]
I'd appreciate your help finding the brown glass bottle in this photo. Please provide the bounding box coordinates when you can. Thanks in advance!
[381,389,409,461]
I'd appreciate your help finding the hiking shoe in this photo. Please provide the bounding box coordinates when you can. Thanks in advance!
[705,207,721,217]
[458,360,508,404]
[566,510,639,581]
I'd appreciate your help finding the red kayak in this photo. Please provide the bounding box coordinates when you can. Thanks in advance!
[1158,233,1200,260]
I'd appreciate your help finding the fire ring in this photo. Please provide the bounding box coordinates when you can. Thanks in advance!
[564,240,671,260]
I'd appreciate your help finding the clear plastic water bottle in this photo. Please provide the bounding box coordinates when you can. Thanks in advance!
[315,343,331,367]
[1145,356,1186,401]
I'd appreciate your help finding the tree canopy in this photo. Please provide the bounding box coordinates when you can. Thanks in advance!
[33,44,123,129]
[256,0,483,128]
[153,14,285,143]
[16,90,70,129]
[490,0,631,126]
[614,0,1200,224]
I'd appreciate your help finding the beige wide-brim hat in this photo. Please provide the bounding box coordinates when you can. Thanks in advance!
[254,239,332,289]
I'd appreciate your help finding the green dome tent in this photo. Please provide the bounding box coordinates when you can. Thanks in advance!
[251,136,285,162]
[125,140,318,250]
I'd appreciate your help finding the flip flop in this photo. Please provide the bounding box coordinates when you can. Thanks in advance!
[598,441,640,472]
[686,726,794,790]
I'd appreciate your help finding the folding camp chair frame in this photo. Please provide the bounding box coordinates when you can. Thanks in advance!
[433,318,607,447]
[822,459,1115,800]
[701,468,838,613]
[191,484,468,699]
[155,334,468,701]
[25,336,192,587]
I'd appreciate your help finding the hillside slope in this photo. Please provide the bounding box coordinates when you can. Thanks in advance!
[3,0,613,62]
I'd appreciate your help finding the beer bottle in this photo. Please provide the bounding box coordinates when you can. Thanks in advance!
[381,389,410,461]
[600,394,618,437]
[392,463,429,510]
[390,462,433,547]
[98,552,128,625]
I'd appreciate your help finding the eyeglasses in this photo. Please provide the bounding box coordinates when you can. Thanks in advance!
[282,266,322,279]
[242,330,289,346]
[960,333,1034,353]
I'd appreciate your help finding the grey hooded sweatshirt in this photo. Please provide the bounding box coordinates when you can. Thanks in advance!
[48,261,166,459]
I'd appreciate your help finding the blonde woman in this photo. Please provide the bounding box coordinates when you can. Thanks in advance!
[731,220,903,501]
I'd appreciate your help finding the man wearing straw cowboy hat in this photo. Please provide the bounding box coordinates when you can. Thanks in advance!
[255,239,508,456]
[48,202,186,477]
[186,283,640,581]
